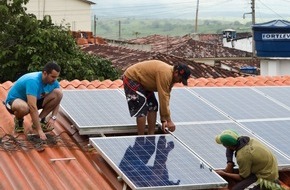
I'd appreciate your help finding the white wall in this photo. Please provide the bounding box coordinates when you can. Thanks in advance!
[25,0,93,31]
[223,37,253,53]
[260,59,290,76]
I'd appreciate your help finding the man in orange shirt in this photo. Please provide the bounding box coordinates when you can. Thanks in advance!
[123,60,191,135]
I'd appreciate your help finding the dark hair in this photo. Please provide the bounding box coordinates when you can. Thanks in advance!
[43,61,61,74]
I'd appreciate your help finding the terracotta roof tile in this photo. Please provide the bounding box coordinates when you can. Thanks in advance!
[101,79,115,88]
[70,79,83,88]
[283,78,290,85]
[79,79,91,86]
[59,80,71,88]
[89,80,103,88]
[187,78,200,86]
[85,84,97,89]
[112,79,124,87]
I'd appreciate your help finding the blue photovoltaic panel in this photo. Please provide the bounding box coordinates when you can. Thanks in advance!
[189,87,290,120]
[173,123,290,170]
[60,90,136,134]
[90,135,227,190]
[241,120,290,160]
[255,86,290,109]
[169,88,230,123]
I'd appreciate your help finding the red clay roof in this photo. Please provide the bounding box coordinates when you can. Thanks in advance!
[83,34,260,78]
[127,34,252,58]
[1,77,290,190]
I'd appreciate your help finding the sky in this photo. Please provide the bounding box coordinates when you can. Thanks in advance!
[92,0,290,22]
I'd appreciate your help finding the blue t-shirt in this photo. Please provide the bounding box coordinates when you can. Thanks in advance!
[6,72,60,103]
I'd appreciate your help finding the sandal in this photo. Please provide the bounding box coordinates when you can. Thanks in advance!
[32,121,54,132]
[14,118,24,133]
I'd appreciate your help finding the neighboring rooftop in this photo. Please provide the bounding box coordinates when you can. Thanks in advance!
[81,34,259,76]
[83,44,251,78]
[127,34,252,58]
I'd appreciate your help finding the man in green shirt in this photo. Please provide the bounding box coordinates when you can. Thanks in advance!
[215,129,280,190]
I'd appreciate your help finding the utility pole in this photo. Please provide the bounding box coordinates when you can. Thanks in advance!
[243,0,255,57]
[118,20,121,40]
[93,15,97,36]
[93,15,97,44]
[252,0,255,25]
[195,0,199,33]
[252,0,255,57]
[43,0,46,18]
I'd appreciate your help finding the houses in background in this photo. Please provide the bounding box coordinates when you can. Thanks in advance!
[82,34,259,77]
[23,1,290,77]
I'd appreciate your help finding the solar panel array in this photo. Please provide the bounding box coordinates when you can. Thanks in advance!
[60,89,136,135]
[186,87,290,162]
[169,89,229,123]
[172,123,290,170]
[62,87,290,189]
[90,135,227,190]
[189,87,290,120]
[240,120,290,161]
[254,86,290,108]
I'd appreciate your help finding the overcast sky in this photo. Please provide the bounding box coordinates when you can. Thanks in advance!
[92,0,290,22]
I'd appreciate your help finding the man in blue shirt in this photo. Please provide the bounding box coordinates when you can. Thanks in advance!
[5,62,63,140]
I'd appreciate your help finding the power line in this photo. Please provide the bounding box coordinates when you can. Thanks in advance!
[256,0,287,20]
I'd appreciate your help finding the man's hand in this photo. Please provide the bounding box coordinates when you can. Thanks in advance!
[216,169,242,181]
[37,129,47,140]
[162,120,176,133]
[225,162,235,173]
[46,118,55,129]
[215,170,227,176]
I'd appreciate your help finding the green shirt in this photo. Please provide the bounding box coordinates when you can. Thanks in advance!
[237,138,279,181]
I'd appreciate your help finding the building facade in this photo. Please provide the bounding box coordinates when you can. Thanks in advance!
[24,0,95,31]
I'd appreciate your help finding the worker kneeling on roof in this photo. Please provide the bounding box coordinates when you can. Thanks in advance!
[215,129,281,190]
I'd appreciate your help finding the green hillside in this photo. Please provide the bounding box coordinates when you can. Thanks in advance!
[93,18,253,40]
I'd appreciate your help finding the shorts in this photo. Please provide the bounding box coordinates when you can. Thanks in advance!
[123,76,158,117]
[4,98,44,114]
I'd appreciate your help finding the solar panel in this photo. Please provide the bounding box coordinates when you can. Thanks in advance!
[90,135,227,190]
[60,90,136,135]
[241,120,290,161]
[169,88,230,123]
[254,86,290,109]
[173,123,290,170]
[189,87,290,120]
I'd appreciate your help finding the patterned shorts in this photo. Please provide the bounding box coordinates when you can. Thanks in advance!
[123,76,158,117]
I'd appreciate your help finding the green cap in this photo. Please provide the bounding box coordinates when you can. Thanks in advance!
[215,129,239,146]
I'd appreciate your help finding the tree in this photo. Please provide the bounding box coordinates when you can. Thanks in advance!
[0,0,120,82]
[133,31,141,38]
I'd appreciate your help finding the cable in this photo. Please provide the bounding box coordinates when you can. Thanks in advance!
[0,128,81,152]
[256,0,288,20]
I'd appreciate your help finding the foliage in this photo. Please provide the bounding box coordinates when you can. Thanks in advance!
[257,178,286,190]
[0,0,120,82]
